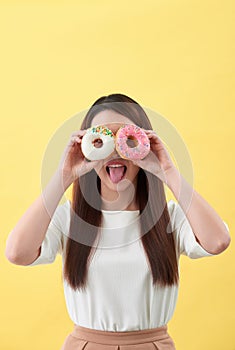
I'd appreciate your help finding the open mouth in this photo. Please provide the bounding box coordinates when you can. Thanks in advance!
[106,165,127,183]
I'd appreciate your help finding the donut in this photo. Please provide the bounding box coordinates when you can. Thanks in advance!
[115,124,150,160]
[81,125,115,161]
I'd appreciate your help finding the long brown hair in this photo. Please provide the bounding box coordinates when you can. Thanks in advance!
[63,93,179,291]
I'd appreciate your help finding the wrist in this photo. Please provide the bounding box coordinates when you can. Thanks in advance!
[163,166,180,188]
[55,169,74,191]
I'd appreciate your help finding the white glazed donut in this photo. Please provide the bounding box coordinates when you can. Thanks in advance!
[81,125,115,161]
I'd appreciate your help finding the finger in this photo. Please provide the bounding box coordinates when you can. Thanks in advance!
[69,136,81,144]
[70,130,87,138]
[146,134,161,141]
[143,129,159,136]
[87,158,100,166]
[146,133,157,138]
[66,136,82,150]
[146,132,163,143]
[144,130,158,136]
[130,158,142,166]
[143,129,156,133]
[78,159,100,176]
[143,130,158,137]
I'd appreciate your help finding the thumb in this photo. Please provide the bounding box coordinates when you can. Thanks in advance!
[131,159,142,167]
[84,158,100,170]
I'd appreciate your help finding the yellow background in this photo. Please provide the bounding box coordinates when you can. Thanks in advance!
[1,1,234,349]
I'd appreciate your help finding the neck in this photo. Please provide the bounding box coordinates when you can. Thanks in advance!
[101,200,139,211]
[100,179,139,211]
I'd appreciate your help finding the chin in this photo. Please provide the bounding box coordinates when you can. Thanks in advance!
[97,168,139,192]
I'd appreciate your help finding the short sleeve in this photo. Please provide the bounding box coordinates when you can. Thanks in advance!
[27,199,71,266]
[167,200,228,259]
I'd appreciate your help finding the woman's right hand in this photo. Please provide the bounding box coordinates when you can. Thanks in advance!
[57,129,99,187]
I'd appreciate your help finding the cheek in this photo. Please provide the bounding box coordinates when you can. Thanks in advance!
[94,166,106,179]
[128,165,140,177]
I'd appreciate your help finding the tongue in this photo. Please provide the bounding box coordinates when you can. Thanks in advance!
[109,166,125,183]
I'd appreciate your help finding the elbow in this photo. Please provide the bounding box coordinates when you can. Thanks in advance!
[5,235,21,265]
[5,244,32,266]
[6,246,42,266]
[214,234,231,254]
[5,231,31,265]
[5,249,21,265]
[5,249,35,266]
[5,231,20,264]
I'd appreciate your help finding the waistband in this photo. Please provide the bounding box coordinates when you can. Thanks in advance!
[71,324,169,345]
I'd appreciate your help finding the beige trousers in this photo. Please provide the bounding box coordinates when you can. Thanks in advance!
[60,323,176,350]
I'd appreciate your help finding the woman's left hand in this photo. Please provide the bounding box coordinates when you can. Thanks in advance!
[132,129,177,183]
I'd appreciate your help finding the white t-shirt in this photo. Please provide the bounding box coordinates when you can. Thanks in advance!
[27,199,229,331]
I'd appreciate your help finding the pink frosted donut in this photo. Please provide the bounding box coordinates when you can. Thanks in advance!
[115,124,150,160]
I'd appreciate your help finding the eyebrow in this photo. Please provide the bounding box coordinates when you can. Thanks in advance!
[92,123,127,133]
[106,124,126,131]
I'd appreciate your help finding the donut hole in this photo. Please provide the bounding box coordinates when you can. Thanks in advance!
[126,135,138,148]
[93,138,103,148]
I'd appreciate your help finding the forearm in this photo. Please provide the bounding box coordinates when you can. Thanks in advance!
[5,170,71,264]
[165,167,231,254]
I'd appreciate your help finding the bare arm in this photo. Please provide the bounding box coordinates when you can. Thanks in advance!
[5,171,72,265]
[165,167,231,254]
[5,128,99,266]
[136,130,231,255]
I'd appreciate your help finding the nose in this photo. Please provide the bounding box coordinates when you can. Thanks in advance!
[110,148,119,158]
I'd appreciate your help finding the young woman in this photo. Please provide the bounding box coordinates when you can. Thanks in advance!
[5,93,230,350]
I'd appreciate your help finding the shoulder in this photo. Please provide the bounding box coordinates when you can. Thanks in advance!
[166,199,180,225]
[167,199,176,214]
[167,199,186,225]
[52,199,71,230]
[57,199,71,213]
[166,199,187,240]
